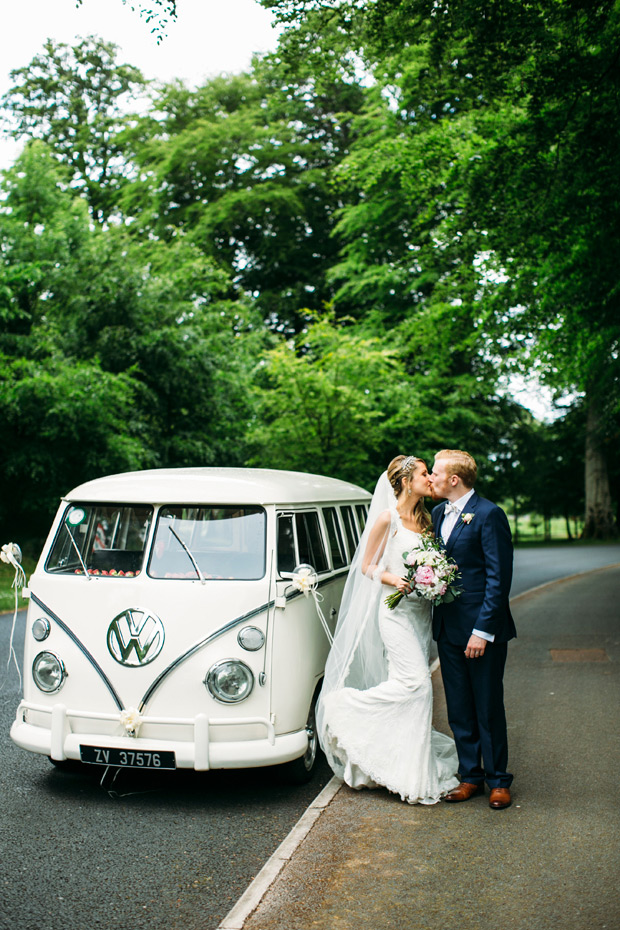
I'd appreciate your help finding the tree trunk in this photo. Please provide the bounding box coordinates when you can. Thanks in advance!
[582,399,618,538]
[512,496,519,544]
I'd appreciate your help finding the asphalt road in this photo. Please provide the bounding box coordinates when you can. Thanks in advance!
[243,565,620,930]
[1,543,619,930]
[509,543,620,596]
[0,610,334,930]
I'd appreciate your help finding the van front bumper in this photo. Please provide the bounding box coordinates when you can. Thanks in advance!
[10,701,308,770]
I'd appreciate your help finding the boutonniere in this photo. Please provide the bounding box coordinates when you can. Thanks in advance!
[461,512,474,525]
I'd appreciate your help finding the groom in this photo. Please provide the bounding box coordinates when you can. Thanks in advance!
[430,449,516,810]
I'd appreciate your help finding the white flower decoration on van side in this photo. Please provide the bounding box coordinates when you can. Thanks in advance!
[461,512,474,525]
[120,707,142,737]
[292,566,318,596]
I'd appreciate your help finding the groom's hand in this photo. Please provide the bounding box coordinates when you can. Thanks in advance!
[464,634,487,659]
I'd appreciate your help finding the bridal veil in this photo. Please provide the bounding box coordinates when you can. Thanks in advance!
[316,470,396,778]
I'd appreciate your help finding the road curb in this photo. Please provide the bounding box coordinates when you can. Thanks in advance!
[216,561,620,929]
[217,775,344,930]
[509,561,620,605]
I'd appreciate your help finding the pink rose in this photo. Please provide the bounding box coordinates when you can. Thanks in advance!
[439,583,447,595]
[405,552,418,566]
[414,565,436,586]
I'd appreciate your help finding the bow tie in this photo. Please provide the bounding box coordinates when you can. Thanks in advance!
[444,503,460,515]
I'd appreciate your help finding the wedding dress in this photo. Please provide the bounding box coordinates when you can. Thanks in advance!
[317,477,459,805]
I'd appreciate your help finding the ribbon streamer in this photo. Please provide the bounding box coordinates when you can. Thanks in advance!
[1,543,27,690]
[291,566,334,646]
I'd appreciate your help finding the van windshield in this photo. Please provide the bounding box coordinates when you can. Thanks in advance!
[46,504,153,576]
[148,506,266,580]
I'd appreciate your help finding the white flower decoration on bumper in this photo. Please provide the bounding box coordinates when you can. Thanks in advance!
[461,512,474,525]
[120,707,142,737]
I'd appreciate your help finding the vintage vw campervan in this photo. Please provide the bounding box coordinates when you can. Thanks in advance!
[11,468,370,781]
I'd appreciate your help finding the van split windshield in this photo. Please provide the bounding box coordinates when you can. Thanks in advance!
[46,504,153,576]
[45,503,266,581]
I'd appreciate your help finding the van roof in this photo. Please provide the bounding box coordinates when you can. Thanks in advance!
[64,468,372,506]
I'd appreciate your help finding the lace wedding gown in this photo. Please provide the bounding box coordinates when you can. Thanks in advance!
[320,517,459,804]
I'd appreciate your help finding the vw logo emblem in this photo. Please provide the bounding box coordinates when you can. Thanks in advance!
[107,608,165,667]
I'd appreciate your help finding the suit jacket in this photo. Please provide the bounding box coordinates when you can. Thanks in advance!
[431,492,516,646]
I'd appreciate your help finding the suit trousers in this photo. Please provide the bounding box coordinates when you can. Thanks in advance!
[437,632,513,789]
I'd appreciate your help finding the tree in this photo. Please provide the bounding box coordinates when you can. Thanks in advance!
[0,140,265,537]
[260,0,619,535]
[0,356,151,539]
[248,310,528,489]
[122,38,367,332]
[248,313,407,484]
[1,36,146,223]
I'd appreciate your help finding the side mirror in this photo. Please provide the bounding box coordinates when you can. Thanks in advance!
[280,563,318,595]
[280,562,316,580]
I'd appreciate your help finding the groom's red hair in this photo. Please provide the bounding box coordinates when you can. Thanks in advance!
[434,449,477,488]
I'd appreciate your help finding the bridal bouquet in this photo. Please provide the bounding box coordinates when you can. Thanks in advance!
[385,532,462,609]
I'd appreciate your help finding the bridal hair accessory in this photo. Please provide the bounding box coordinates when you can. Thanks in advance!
[291,565,334,645]
[401,456,417,474]
[1,543,27,688]
[461,512,474,524]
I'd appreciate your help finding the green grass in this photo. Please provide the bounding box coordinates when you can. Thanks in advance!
[505,513,583,545]
[0,556,37,614]
[514,537,619,548]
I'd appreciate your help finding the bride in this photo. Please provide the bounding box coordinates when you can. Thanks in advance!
[317,454,459,804]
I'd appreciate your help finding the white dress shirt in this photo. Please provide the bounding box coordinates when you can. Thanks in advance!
[440,488,475,542]
[441,488,495,644]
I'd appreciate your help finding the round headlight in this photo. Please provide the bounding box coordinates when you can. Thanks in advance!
[237,626,265,651]
[205,660,254,704]
[32,618,51,642]
[32,651,66,693]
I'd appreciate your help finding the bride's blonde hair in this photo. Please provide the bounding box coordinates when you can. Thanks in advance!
[387,454,431,532]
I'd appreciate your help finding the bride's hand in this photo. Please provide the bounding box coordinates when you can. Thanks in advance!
[388,573,411,594]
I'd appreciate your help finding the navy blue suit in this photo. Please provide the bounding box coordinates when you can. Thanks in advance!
[432,492,515,789]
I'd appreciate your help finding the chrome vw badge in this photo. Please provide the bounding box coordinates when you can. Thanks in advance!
[107,608,165,667]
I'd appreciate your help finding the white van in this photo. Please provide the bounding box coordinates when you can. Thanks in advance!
[11,468,370,782]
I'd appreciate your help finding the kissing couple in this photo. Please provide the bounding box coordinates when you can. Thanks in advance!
[317,449,516,810]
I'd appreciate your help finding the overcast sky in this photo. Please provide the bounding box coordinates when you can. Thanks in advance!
[0,0,280,167]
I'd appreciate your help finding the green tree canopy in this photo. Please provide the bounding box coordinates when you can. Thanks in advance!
[1,36,146,223]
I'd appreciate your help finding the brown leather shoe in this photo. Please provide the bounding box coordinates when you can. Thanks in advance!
[489,787,512,810]
[443,782,484,803]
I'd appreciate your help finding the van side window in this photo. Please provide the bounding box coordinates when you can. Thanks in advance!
[340,505,359,558]
[323,507,347,569]
[277,515,296,574]
[355,504,368,533]
[296,512,329,573]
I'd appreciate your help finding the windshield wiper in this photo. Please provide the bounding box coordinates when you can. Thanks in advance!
[64,525,91,581]
[168,526,206,584]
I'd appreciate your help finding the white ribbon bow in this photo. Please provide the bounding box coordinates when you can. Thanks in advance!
[1,543,27,688]
[291,566,333,645]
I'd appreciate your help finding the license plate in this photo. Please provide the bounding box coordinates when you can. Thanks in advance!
[80,745,176,770]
